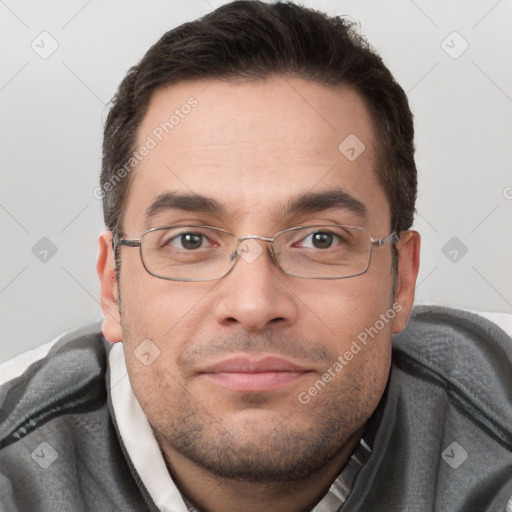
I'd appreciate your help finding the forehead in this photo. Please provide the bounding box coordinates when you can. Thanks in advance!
[123,76,390,233]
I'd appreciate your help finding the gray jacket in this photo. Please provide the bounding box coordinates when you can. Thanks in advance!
[1,306,511,511]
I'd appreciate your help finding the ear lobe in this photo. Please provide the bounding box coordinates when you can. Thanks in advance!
[391,230,420,335]
[97,230,123,343]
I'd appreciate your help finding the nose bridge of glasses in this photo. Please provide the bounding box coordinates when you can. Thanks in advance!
[229,234,276,264]
[237,234,275,243]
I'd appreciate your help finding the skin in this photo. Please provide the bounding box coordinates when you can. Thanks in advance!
[97,76,420,512]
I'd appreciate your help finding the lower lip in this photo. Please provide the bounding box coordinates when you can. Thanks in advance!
[204,371,309,392]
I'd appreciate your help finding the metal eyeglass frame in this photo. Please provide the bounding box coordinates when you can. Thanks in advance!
[113,225,401,281]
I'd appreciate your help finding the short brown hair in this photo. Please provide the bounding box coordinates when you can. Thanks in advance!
[101,0,417,235]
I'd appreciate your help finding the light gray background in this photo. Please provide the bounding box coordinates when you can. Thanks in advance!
[1,0,511,363]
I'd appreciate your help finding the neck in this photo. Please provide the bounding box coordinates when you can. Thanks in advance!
[156,427,363,512]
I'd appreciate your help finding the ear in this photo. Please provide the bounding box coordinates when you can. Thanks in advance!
[391,230,421,334]
[97,230,123,343]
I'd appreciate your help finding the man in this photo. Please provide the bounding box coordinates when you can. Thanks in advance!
[1,1,511,511]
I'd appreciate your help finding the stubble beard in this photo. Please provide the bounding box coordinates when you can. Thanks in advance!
[117,274,396,484]
[152,387,369,484]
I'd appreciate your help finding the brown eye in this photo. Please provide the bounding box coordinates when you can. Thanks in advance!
[298,231,341,249]
[311,232,334,249]
[168,232,207,250]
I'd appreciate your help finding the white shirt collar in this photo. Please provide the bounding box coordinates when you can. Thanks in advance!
[109,342,370,512]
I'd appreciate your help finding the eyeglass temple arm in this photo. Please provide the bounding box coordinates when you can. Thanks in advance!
[116,239,141,247]
[373,232,401,247]
[112,231,141,254]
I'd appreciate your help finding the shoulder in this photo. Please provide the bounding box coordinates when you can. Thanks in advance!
[0,319,109,448]
[393,305,512,379]
[0,323,153,510]
[394,304,512,363]
[392,305,512,443]
[345,306,512,510]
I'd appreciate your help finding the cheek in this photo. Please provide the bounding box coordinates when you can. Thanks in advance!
[287,270,394,338]
[292,273,394,393]
[118,267,219,384]
[120,258,217,337]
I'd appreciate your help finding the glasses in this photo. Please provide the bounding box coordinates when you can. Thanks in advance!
[114,225,400,281]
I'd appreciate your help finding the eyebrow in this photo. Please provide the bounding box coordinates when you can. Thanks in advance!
[285,190,367,219]
[146,192,224,221]
[145,188,367,224]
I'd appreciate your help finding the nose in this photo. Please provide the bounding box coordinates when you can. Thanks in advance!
[213,239,299,332]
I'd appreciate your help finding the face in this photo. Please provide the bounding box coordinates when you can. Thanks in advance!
[98,76,419,483]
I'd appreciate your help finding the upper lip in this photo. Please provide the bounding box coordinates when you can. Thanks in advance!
[200,356,310,374]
